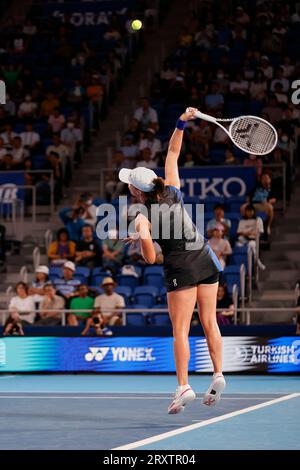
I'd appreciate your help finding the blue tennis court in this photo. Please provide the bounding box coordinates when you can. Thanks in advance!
[0,374,299,450]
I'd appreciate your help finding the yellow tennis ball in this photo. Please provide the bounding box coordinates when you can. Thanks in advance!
[131,19,142,31]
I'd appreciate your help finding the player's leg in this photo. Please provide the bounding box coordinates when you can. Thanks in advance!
[197,281,226,406]
[167,286,197,414]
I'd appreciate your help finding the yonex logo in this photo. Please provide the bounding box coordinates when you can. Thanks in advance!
[84,347,110,362]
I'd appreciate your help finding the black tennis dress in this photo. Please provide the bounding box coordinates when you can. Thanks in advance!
[146,185,223,292]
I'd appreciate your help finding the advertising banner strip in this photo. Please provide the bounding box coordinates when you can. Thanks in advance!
[0,337,299,373]
[156,166,257,198]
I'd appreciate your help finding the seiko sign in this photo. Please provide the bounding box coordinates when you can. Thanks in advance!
[182,177,247,198]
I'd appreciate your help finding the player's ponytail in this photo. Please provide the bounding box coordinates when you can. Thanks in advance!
[146,177,165,203]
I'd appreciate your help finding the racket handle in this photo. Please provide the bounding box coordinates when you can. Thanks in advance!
[194,110,217,124]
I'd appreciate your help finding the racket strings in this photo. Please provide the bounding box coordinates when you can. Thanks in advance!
[230,118,277,154]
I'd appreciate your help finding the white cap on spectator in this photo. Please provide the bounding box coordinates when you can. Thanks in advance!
[119,167,157,192]
[63,261,76,271]
[36,265,49,275]
[261,55,269,61]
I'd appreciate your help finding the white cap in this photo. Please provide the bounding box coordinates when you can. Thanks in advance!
[36,265,49,275]
[63,261,76,271]
[119,167,157,192]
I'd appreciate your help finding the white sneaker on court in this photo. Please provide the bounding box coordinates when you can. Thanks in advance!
[202,373,226,406]
[168,384,196,414]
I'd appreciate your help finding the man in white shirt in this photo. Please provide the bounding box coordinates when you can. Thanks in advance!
[229,73,249,97]
[139,128,162,160]
[259,56,274,80]
[48,108,66,133]
[94,277,125,326]
[46,133,70,176]
[79,192,98,227]
[9,282,36,324]
[137,148,157,169]
[0,124,17,145]
[18,95,38,119]
[11,136,29,163]
[134,97,158,131]
[20,122,40,151]
[61,120,82,161]
[270,67,289,93]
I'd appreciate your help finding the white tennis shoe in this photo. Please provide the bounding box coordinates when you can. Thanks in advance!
[168,384,196,414]
[202,373,226,406]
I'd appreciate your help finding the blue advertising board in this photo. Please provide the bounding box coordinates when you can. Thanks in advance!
[156,166,257,198]
[0,171,25,202]
[0,336,299,373]
[44,1,136,27]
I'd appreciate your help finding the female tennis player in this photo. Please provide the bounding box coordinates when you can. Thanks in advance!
[119,107,226,414]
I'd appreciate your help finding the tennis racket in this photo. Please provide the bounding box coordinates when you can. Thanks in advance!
[192,109,278,155]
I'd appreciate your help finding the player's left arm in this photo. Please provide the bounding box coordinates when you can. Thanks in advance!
[135,213,156,265]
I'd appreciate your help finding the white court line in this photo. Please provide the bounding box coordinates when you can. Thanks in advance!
[0,376,16,380]
[112,393,300,450]
[0,395,284,400]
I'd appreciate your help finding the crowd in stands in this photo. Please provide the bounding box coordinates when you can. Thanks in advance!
[106,1,298,204]
[1,1,300,334]
[0,6,139,204]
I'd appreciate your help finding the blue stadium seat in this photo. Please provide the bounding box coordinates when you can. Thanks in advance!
[73,273,88,282]
[90,274,107,286]
[133,286,159,307]
[230,254,248,269]
[226,196,246,213]
[114,286,132,305]
[116,274,140,289]
[126,312,146,326]
[91,268,111,276]
[233,245,248,255]
[143,266,164,288]
[222,266,240,295]
[144,266,164,277]
[143,273,164,289]
[227,213,241,239]
[49,266,62,279]
[75,267,90,278]
[160,286,167,305]
[149,312,171,326]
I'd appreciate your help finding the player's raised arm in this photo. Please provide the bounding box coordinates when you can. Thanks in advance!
[164,107,198,189]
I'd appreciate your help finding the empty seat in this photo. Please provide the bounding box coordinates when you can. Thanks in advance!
[222,266,241,294]
[90,274,107,286]
[150,312,171,326]
[116,274,140,289]
[126,312,146,326]
[143,266,164,288]
[75,267,90,278]
[133,286,159,307]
